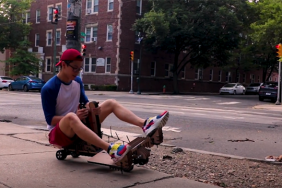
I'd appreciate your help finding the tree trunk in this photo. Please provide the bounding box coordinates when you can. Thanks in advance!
[173,52,180,94]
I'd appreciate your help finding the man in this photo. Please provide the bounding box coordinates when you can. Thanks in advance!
[41,49,169,162]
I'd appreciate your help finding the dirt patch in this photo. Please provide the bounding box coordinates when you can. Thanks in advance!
[143,146,282,188]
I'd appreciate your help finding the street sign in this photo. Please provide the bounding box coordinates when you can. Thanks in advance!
[81,32,86,36]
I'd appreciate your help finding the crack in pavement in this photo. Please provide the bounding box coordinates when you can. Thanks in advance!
[8,134,51,147]
[0,181,12,188]
[122,176,174,187]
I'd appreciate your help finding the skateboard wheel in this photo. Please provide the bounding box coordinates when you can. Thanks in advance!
[56,150,67,160]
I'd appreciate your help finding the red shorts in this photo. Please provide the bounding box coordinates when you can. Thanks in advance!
[48,122,76,148]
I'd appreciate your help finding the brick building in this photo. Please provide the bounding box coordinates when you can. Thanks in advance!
[14,0,270,93]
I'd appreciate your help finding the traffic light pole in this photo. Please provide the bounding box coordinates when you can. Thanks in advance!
[53,23,57,75]
[129,59,134,94]
[275,60,281,105]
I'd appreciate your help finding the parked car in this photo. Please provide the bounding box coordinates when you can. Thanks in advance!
[219,83,246,95]
[8,76,45,92]
[0,76,14,90]
[245,83,263,95]
[258,82,278,102]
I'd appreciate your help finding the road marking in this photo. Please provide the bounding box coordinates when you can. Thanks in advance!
[163,126,181,133]
[217,102,240,105]
[184,98,209,101]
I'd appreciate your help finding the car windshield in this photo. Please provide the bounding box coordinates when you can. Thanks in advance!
[223,84,236,87]
[249,83,260,86]
[1,77,13,80]
[29,77,42,81]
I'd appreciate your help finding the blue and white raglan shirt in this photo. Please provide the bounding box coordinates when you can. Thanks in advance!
[41,76,89,131]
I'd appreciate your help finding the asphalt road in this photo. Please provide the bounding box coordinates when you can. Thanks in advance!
[1,90,282,160]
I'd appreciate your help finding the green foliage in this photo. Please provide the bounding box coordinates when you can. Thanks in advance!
[0,0,33,52]
[5,40,41,76]
[133,0,251,93]
[248,0,282,81]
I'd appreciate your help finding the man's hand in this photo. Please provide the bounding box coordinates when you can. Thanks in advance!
[76,108,89,120]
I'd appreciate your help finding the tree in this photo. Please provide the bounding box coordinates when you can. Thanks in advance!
[0,0,33,52]
[133,0,250,93]
[5,40,41,76]
[249,0,282,82]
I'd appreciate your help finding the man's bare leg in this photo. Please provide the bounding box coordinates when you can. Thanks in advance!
[59,112,109,151]
[98,99,145,128]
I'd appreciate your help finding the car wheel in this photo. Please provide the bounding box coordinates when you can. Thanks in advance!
[8,85,14,91]
[233,90,236,95]
[259,96,264,101]
[0,88,2,90]
[23,85,29,92]
[242,90,245,95]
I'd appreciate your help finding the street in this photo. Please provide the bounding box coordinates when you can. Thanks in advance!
[0,90,282,160]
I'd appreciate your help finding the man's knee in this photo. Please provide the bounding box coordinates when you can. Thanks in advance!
[105,99,117,106]
[65,112,79,124]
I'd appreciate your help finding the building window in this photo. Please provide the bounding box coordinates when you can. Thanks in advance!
[136,0,142,15]
[106,58,111,73]
[22,12,30,23]
[46,30,52,46]
[91,58,96,72]
[151,61,156,76]
[45,58,51,72]
[84,58,90,72]
[218,70,222,82]
[84,58,97,72]
[226,72,231,82]
[35,34,39,47]
[108,0,113,11]
[56,30,61,45]
[243,73,246,83]
[236,72,240,83]
[36,10,40,23]
[195,68,202,80]
[107,24,113,41]
[269,76,272,81]
[48,6,53,21]
[87,0,99,14]
[180,66,185,79]
[85,26,98,43]
[209,69,213,81]
[165,64,173,77]
[55,57,60,72]
[251,74,255,83]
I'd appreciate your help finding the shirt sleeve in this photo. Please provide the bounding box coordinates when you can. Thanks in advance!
[41,82,57,125]
[75,76,89,104]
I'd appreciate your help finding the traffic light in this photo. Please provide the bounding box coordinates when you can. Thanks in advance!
[51,8,59,24]
[81,44,86,56]
[276,43,282,57]
[130,51,134,61]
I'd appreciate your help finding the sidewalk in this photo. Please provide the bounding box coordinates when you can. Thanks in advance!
[0,122,216,188]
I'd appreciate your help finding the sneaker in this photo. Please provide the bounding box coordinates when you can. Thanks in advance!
[143,111,169,137]
[108,143,131,163]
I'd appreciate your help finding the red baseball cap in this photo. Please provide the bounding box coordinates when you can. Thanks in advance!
[56,48,83,66]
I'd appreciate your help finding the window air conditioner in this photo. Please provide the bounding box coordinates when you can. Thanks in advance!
[92,37,97,42]
[87,9,91,14]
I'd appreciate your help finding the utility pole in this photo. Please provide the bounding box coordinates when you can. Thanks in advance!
[66,0,81,51]
[137,32,143,94]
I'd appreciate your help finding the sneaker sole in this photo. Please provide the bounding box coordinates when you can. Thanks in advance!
[147,111,169,137]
